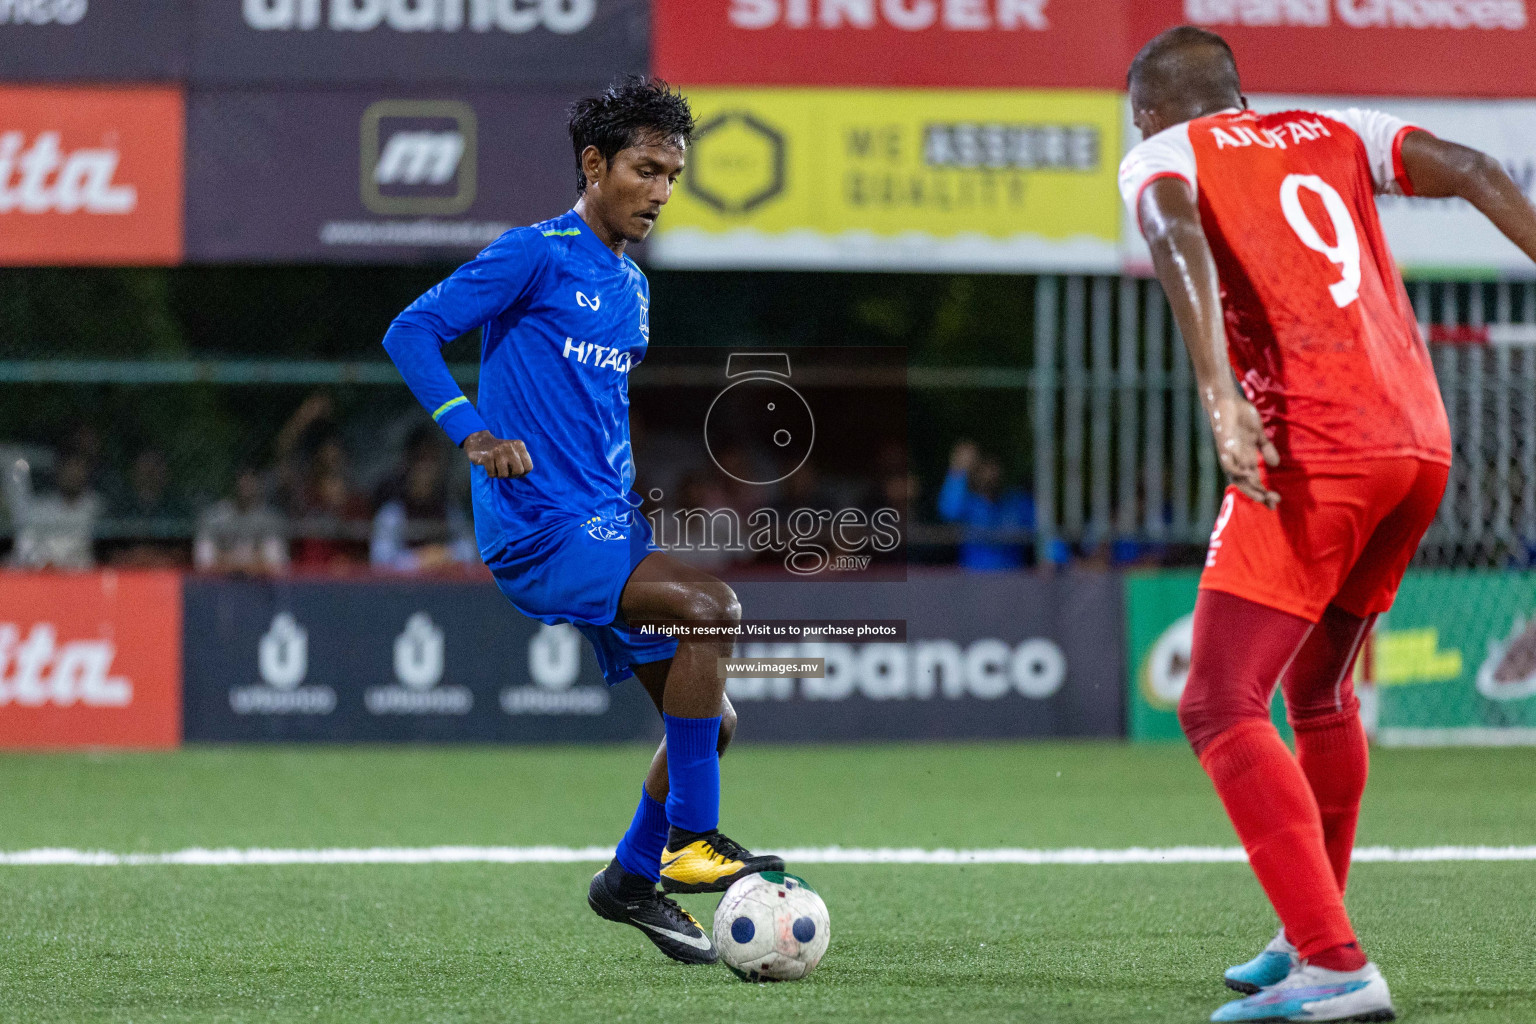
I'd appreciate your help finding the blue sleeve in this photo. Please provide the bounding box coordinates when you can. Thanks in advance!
[382,229,546,446]
[937,469,971,523]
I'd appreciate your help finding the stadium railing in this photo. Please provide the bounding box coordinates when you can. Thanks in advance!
[1029,276,1536,570]
[2,276,1530,571]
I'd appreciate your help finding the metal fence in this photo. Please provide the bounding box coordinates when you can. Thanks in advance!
[1030,276,1536,569]
[1418,281,1536,568]
[4,275,1534,569]
[1032,276,1217,563]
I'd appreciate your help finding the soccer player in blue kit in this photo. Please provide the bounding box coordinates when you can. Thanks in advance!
[382,78,783,966]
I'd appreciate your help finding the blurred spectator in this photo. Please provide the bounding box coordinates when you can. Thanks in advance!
[267,393,369,571]
[861,443,918,567]
[194,466,288,574]
[666,469,739,568]
[272,392,336,513]
[64,422,108,493]
[775,461,837,516]
[290,434,370,571]
[937,441,1035,572]
[1087,479,1173,568]
[709,444,764,516]
[370,429,475,572]
[108,447,190,568]
[115,448,184,520]
[1109,535,1167,568]
[861,441,917,513]
[4,450,101,570]
[770,462,841,565]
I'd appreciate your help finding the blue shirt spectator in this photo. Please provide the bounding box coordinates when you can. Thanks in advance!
[937,442,1036,572]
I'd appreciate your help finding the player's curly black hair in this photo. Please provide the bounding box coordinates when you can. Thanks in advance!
[567,76,696,195]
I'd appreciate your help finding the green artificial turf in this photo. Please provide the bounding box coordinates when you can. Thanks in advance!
[1,742,1533,1023]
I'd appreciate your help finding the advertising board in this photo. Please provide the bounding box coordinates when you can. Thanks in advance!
[656,3,1536,98]
[0,87,184,266]
[0,0,187,81]
[1373,571,1536,745]
[653,0,1127,88]
[192,0,647,85]
[1125,569,1536,746]
[0,572,182,749]
[183,573,1124,742]
[181,578,660,742]
[1140,1,1536,99]
[650,87,1124,271]
[728,572,1124,741]
[185,89,580,262]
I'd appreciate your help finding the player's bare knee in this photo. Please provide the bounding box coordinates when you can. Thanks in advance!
[678,580,740,625]
[709,581,743,624]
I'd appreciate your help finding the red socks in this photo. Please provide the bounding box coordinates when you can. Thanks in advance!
[1293,711,1370,894]
[1184,594,1372,971]
[1309,940,1368,972]
[1282,605,1374,896]
[1199,719,1363,965]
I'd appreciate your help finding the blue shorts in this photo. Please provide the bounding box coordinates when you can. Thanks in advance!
[487,511,678,686]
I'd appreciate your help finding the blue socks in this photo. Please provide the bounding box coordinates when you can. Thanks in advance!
[662,712,722,835]
[614,786,669,882]
[612,715,722,879]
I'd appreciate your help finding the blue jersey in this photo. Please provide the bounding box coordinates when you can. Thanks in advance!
[383,209,651,559]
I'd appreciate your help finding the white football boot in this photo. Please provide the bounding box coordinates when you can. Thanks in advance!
[1209,961,1395,1022]
[1224,928,1299,994]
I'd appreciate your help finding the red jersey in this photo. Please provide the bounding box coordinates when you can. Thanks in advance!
[1120,108,1451,467]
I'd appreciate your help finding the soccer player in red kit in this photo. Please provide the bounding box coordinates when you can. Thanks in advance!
[1121,27,1536,1023]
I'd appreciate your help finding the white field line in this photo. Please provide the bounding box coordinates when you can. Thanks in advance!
[1,845,1535,867]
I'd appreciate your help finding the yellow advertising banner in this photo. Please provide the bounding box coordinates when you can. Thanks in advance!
[650,88,1123,272]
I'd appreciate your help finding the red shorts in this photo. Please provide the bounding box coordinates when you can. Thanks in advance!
[1200,457,1449,623]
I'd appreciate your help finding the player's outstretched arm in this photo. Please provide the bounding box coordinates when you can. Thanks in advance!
[1139,176,1280,509]
[1400,131,1536,266]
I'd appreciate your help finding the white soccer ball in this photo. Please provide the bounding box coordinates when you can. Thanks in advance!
[713,871,830,982]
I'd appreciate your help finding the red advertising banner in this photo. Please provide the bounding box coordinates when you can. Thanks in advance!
[1133,2,1536,98]
[0,572,183,748]
[0,87,185,266]
[655,1,1536,97]
[652,0,1129,88]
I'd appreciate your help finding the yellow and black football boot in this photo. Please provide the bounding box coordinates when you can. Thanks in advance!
[658,827,785,895]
